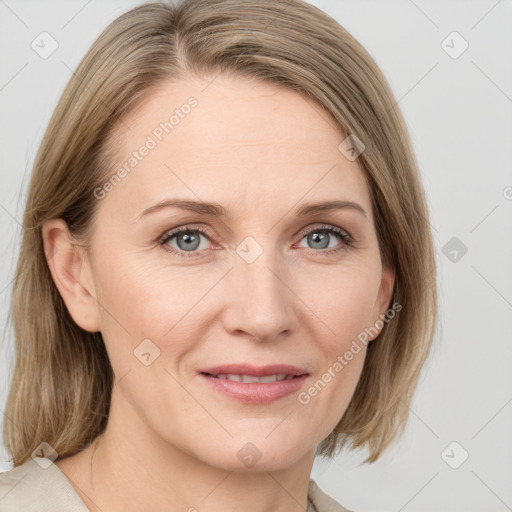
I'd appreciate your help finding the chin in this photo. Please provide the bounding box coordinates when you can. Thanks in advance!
[193,434,313,473]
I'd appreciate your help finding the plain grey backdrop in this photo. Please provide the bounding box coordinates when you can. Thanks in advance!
[1,1,511,511]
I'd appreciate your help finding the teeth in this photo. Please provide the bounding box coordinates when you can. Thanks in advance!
[214,373,293,382]
[242,375,260,383]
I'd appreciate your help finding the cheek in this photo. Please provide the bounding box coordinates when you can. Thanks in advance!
[93,252,217,364]
[293,262,378,411]
[296,270,374,435]
[296,259,382,344]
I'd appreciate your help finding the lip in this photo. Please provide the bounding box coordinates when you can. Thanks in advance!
[199,364,308,377]
[198,364,309,405]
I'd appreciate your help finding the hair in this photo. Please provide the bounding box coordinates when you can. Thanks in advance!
[3,0,437,467]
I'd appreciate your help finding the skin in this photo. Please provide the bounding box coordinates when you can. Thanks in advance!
[43,74,395,512]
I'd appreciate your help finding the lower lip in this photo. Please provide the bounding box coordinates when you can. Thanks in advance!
[199,373,309,404]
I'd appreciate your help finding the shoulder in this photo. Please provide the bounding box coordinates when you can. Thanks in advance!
[0,457,89,512]
[308,479,355,512]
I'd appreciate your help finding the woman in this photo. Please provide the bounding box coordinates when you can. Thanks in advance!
[0,0,437,510]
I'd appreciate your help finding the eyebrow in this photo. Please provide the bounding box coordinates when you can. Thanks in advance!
[135,198,368,222]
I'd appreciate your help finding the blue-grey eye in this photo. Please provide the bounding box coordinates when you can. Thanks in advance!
[164,229,209,252]
[298,227,349,251]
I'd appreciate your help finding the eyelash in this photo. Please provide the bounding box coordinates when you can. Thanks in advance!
[158,223,354,258]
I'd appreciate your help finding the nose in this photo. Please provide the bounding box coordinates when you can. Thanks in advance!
[221,243,296,343]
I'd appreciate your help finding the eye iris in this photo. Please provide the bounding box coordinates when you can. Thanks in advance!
[177,231,200,251]
[308,231,329,249]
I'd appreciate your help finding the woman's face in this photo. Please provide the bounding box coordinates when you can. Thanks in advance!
[57,74,394,471]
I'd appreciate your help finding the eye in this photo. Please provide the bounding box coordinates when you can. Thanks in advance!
[296,224,353,255]
[158,223,354,259]
[159,226,214,258]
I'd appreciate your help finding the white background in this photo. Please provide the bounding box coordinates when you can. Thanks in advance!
[1,1,511,511]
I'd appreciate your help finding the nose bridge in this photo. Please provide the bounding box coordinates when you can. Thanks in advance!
[225,236,294,340]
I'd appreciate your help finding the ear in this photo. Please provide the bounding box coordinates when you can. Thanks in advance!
[42,218,101,333]
[370,262,396,340]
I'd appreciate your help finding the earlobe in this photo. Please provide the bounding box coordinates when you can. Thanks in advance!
[42,218,101,333]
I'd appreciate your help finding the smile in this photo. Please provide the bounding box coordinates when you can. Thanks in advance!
[204,373,296,382]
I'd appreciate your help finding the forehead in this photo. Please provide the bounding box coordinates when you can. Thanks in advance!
[99,74,373,223]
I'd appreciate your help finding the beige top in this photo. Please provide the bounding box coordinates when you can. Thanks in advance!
[0,456,353,512]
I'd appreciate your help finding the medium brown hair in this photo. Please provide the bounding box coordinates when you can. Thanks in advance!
[3,0,437,467]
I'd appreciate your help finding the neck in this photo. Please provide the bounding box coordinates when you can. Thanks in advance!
[60,388,317,512]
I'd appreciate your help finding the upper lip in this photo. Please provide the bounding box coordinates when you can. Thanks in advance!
[199,364,309,377]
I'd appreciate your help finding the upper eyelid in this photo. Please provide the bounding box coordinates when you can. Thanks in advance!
[298,223,351,237]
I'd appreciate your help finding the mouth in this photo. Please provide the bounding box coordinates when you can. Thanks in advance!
[198,364,309,404]
[200,373,299,382]
[198,363,309,381]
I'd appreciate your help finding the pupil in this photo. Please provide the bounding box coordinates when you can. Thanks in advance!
[179,231,200,251]
[310,231,328,249]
